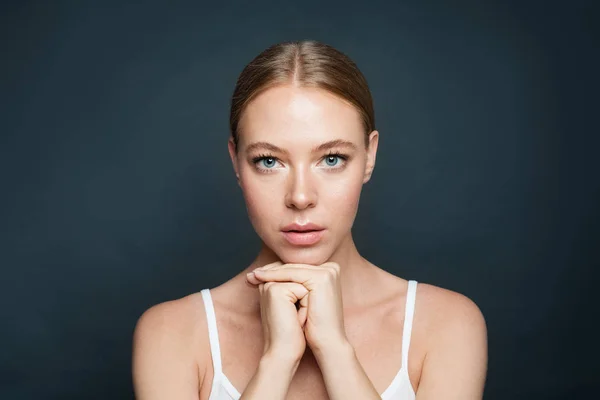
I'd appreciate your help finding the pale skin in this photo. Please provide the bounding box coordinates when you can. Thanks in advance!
[132,84,488,399]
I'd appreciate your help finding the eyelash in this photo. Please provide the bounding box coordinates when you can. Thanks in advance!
[251,152,349,173]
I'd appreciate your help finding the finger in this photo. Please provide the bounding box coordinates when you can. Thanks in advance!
[298,303,308,327]
[253,262,339,275]
[263,281,309,303]
[253,267,316,286]
[255,263,337,275]
[263,263,322,271]
[246,271,261,286]
[256,261,283,271]
[250,264,318,286]
[247,261,284,285]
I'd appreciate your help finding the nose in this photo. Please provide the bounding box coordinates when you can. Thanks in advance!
[284,166,317,210]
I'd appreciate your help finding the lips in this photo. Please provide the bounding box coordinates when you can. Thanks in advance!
[281,222,325,246]
[282,222,325,232]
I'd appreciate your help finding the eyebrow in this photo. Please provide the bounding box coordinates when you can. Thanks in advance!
[245,139,358,154]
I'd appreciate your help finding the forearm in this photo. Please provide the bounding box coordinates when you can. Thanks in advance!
[239,354,300,400]
[314,341,380,400]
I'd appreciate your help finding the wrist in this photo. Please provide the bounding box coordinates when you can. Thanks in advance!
[311,338,355,363]
[241,350,301,399]
[260,350,302,375]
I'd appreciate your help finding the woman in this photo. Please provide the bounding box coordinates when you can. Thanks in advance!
[132,40,488,399]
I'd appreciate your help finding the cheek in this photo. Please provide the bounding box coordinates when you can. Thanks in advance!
[239,174,280,227]
[323,177,363,224]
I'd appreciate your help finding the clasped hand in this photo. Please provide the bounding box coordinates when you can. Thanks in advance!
[246,261,348,360]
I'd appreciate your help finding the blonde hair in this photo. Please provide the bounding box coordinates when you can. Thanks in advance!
[229,40,375,149]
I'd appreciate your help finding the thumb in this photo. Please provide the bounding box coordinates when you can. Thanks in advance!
[298,305,308,327]
[297,291,309,328]
[284,283,308,326]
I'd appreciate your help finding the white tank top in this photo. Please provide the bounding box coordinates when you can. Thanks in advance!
[200,280,418,400]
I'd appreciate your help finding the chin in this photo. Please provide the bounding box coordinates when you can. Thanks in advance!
[274,246,333,266]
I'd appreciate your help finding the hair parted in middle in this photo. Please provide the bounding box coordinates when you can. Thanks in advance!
[229,40,375,150]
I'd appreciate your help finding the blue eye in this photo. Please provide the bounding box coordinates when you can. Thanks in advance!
[324,155,340,166]
[252,153,347,173]
[260,157,277,168]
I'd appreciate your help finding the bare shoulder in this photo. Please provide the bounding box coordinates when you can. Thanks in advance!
[132,292,210,399]
[133,292,208,349]
[413,282,488,398]
[415,282,487,333]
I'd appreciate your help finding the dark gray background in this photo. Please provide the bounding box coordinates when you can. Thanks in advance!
[1,0,598,398]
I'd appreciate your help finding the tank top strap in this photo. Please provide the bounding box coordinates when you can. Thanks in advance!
[200,289,223,377]
[401,280,418,368]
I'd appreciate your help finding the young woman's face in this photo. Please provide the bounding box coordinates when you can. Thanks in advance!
[229,85,378,266]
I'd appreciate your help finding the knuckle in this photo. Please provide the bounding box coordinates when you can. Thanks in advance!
[324,262,339,273]
[264,282,281,296]
[318,270,332,283]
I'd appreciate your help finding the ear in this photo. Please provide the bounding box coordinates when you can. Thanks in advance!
[363,130,379,184]
[228,137,240,185]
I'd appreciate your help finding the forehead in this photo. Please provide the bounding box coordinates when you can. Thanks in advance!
[238,85,364,149]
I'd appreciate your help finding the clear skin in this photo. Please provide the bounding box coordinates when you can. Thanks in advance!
[131,83,487,400]
[227,85,386,399]
[228,85,379,369]
[230,86,377,269]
